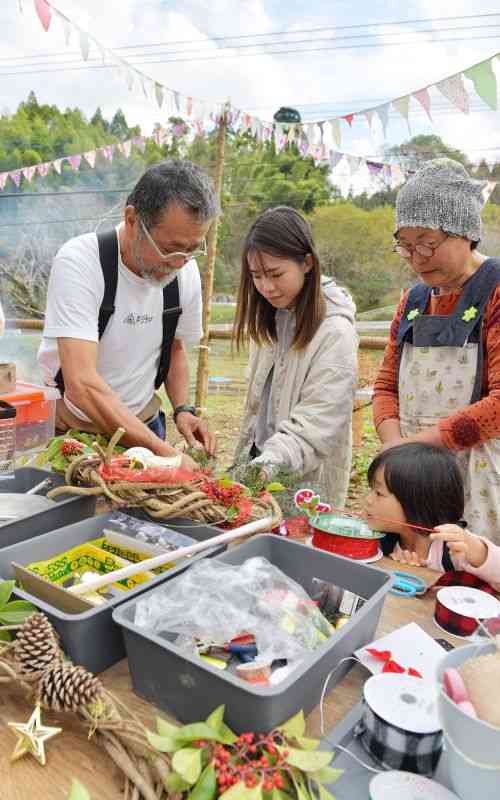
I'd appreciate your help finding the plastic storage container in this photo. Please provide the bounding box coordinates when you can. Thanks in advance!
[0,512,226,673]
[113,535,392,732]
[0,467,96,548]
[0,401,16,478]
[0,382,59,455]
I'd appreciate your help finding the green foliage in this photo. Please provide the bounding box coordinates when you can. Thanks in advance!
[0,580,35,641]
[67,780,91,800]
[145,705,341,800]
[38,429,126,472]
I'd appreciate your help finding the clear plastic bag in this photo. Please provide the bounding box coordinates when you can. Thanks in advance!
[134,557,333,662]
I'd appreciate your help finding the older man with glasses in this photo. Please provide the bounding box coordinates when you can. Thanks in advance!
[38,159,219,468]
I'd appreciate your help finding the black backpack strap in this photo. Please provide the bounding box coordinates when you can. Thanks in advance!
[154,278,182,389]
[441,542,455,573]
[54,230,119,394]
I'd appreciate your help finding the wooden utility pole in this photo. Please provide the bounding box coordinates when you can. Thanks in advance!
[195,108,227,411]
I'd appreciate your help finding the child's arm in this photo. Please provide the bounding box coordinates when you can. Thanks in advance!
[430,524,488,568]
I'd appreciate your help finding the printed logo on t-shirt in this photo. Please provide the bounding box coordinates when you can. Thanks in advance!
[123,312,154,326]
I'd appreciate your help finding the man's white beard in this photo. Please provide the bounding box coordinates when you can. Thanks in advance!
[140,267,181,289]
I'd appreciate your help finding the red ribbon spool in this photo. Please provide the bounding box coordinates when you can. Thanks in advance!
[434,597,479,637]
[311,529,379,559]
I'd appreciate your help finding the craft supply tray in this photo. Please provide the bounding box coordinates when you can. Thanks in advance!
[0,512,225,673]
[113,534,392,733]
[0,467,96,548]
[320,701,454,797]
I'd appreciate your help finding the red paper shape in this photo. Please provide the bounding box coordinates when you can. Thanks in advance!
[366,648,391,662]
[343,114,354,126]
[407,667,423,678]
[382,659,406,674]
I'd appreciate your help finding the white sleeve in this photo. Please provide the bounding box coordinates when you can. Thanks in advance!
[175,259,203,344]
[43,237,104,343]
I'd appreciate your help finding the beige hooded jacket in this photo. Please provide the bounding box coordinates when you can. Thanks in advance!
[235,280,358,506]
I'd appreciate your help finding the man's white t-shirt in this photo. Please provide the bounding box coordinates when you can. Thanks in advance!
[38,227,202,421]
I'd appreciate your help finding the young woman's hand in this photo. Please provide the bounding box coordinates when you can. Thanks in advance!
[390,543,424,566]
[430,524,488,568]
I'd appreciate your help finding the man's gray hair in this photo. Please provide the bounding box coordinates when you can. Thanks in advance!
[126,159,220,228]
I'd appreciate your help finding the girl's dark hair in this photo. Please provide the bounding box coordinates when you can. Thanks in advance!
[233,206,326,351]
[367,443,464,529]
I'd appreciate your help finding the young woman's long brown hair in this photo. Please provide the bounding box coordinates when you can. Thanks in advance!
[233,206,326,351]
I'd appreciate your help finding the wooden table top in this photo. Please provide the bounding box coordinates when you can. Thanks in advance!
[0,558,463,800]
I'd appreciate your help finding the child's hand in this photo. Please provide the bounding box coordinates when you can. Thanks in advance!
[430,524,488,568]
[390,543,424,566]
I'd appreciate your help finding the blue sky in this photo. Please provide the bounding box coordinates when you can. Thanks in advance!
[2,0,500,187]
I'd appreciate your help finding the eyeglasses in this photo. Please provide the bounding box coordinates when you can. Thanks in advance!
[392,234,451,260]
[139,218,207,264]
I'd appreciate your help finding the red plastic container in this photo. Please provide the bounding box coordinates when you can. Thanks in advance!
[0,382,58,453]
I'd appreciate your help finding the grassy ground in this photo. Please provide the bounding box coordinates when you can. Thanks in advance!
[210,303,236,325]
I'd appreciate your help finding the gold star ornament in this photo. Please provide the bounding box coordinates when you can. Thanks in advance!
[9,704,62,766]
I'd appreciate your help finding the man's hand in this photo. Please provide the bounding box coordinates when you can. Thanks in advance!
[175,412,216,457]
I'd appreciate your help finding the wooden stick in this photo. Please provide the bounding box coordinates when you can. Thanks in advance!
[68,516,273,595]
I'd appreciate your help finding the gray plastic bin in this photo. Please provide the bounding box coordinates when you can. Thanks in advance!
[113,535,392,732]
[0,467,96,548]
[0,512,225,673]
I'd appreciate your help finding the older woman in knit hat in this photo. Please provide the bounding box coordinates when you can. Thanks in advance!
[373,158,500,545]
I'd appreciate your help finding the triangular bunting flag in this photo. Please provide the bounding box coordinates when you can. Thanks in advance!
[125,67,135,91]
[342,114,354,127]
[174,91,180,111]
[464,60,498,111]
[52,159,63,174]
[413,88,433,121]
[155,82,164,108]
[366,161,384,176]
[10,170,22,187]
[68,154,82,171]
[329,118,341,148]
[133,136,146,153]
[0,173,8,190]
[34,0,51,32]
[329,151,344,169]
[436,73,469,114]
[187,97,193,116]
[22,165,36,183]
[346,154,361,175]
[393,96,411,134]
[376,103,390,137]
[141,77,149,99]
[37,163,49,178]
[83,151,96,168]
[121,141,132,158]
[364,110,374,129]
[482,180,497,201]
[79,30,90,61]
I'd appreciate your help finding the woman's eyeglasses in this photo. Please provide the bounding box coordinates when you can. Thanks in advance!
[392,234,450,260]
[139,218,207,264]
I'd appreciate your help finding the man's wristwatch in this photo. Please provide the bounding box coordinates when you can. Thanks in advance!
[173,404,198,423]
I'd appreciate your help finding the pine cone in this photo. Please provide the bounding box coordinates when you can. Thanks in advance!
[38,663,103,712]
[14,612,61,675]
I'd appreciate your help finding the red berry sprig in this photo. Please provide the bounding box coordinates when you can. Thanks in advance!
[211,731,291,796]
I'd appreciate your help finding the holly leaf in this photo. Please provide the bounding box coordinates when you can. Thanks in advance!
[145,729,178,753]
[0,600,35,625]
[294,736,320,751]
[156,717,180,737]
[164,772,192,792]
[266,482,286,493]
[279,710,305,739]
[310,766,343,785]
[221,782,262,800]
[318,785,337,800]
[205,705,237,744]
[172,748,203,784]
[0,630,12,642]
[188,764,217,800]
[67,780,91,800]
[278,747,332,772]
[175,722,224,744]
[0,580,15,609]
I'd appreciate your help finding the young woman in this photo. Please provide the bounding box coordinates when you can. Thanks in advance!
[233,206,358,506]
[366,442,500,589]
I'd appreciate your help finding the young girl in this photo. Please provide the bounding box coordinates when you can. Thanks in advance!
[233,206,358,506]
[366,442,500,588]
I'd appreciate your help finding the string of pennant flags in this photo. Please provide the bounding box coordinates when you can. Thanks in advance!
[0,120,409,192]
[2,0,497,195]
[28,0,499,143]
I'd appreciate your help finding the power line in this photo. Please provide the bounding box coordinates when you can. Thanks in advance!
[0,188,131,198]
[0,214,122,228]
[1,35,500,76]
[3,12,500,62]
[3,25,500,73]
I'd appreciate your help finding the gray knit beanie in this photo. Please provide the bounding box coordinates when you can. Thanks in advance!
[396,158,488,242]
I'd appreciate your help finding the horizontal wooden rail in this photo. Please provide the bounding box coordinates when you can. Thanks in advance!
[6,319,388,350]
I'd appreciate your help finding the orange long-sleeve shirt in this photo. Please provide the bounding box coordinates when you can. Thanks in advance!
[373,285,500,450]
